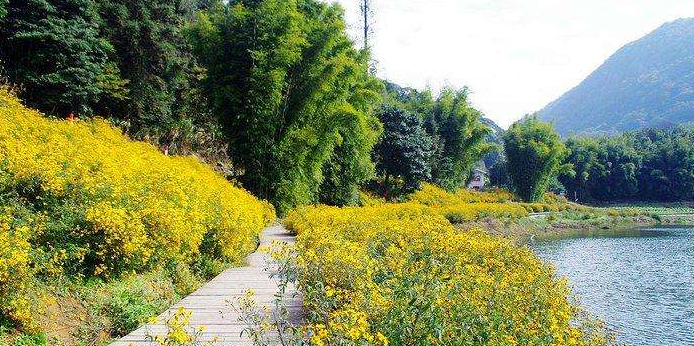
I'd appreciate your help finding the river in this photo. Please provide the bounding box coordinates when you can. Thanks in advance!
[533,226,694,346]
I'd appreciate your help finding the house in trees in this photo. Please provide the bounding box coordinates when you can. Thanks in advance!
[468,162,489,190]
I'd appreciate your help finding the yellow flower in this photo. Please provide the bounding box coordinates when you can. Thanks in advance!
[0,89,276,327]
[286,201,598,346]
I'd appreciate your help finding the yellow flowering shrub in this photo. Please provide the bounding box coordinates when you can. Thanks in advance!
[0,207,33,329]
[286,203,612,346]
[409,183,514,205]
[0,90,275,327]
[406,184,589,223]
[407,183,530,222]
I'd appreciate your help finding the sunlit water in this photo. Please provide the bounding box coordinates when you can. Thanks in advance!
[533,227,694,346]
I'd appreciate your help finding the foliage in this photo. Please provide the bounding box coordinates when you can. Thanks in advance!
[100,274,178,336]
[0,332,46,346]
[285,203,615,346]
[561,126,694,202]
[318,87,383,207]
[408,183,514,205]
[0,90,274,329]
[489,159,510,188]
[0,208,33,329]
[188,0,381,213]
[96,0,196,129]
[145,307,216,346]
[504,118,571,202]
[0,0,114,117]
[372,105,432,197]
[424,88,493,190]
[610,205,694,216]
[561,136,640,201]
[407,184,532,222]
[382,81,435,118]
[383,82,496,191]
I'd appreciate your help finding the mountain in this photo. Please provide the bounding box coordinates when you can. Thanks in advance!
[535,18,694,137]
[481,117,504,136]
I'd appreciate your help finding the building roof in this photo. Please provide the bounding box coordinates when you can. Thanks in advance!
[472,161,489,175]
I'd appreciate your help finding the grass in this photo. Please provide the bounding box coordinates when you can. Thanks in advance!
[0,266,207,346]
[456,208,662,244]
[610,205,694,215]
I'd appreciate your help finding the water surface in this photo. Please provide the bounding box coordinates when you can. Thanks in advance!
[533,226,694,346]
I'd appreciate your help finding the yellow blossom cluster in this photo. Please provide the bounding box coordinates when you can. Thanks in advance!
[0,90,275,327]
[408,183,515,204]
[0,207,33,328]
[286,203,609,346]
[408,184,586,222]
[408,184,530,222]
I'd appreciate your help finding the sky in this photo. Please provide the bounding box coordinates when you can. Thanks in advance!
[326,0,694,128]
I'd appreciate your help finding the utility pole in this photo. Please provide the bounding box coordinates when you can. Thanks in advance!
[360,0,373,50]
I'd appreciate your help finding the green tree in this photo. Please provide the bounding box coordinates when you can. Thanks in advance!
[489,159,510,188]
[373,105,432,198]
[425,87,493,190]
[560,137,600,202]
[636,127,694,201]
[504,118,571,202]
[0,0,113,116]
[318,76,383,205]
[96,0,194,129]
[0,0,7,18]
[560,129,694,203]
[383,81,434,118]
[188,0,381,213]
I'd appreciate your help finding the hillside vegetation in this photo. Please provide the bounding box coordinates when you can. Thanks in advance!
[0,90,274,339]
[536,18,694,136]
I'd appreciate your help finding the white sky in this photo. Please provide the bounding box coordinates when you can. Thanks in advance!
[327,0,694,128]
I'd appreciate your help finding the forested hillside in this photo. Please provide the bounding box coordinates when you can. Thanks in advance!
[536,18,694,136]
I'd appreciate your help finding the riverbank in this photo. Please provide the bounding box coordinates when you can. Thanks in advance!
[455,208,693,243]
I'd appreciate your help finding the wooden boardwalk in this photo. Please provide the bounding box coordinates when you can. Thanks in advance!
[110,225,301,346]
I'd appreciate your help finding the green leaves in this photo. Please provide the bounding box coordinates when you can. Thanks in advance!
[373,105,433,197]
[504,118,569,202]
[382,83,494,193]
[189,0,381,213]
[0,0,113,117]
[426,87,493,191]
[96,0,194,128]
[562,126,694,202]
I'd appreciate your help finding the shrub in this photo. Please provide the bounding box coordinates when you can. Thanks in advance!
[408,183,514,205]
[0,208,34,329]
[406,184,529,222]
[0,89,275,328]
[99,273,178,336]
[285,204,611,346]
[440,202,529,223]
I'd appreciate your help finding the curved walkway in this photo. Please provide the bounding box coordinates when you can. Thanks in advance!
[110,225,300,346]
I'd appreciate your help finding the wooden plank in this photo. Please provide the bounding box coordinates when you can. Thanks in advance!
[109,226,301,346]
